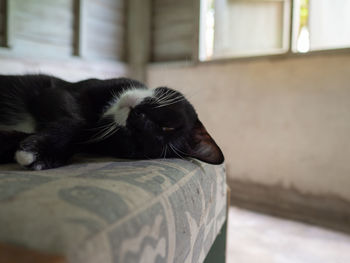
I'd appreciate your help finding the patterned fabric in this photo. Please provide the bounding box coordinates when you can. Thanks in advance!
[0,157,226,263]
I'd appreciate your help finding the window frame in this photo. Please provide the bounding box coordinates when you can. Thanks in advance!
[196,0,350,64]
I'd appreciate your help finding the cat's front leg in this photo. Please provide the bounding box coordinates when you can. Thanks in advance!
[15,119,83,170]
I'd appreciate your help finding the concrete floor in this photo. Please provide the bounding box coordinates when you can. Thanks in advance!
[227,207,350,263]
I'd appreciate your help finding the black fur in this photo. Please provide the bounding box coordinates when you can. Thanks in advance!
[0,74,224,169]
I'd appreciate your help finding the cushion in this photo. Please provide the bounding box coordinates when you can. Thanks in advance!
[0,157,226,263]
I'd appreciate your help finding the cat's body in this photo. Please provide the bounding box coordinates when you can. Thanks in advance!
[0,74,224,170]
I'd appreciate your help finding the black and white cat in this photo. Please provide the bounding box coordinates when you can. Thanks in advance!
[0,74,224,170]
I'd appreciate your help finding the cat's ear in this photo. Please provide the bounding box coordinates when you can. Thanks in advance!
[186,120,224,164]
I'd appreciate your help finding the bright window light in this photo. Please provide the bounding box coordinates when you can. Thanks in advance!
[200,0,291,61]
[199,0,215,60]
[200,0,350,60]
[295,0,310,53]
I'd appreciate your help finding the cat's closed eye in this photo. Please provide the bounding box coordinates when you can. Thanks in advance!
[162,127,175,132]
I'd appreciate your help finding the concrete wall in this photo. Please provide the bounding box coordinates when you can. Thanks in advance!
[148,52,350,203]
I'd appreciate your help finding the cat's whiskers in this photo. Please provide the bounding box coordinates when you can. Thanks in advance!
[162,144,168,159]
[152,89,186,107]
[154,87,200,107]
[153,89,177,104]
[155,97,187,108]
[158,89,173,100]
[157,94,183,104]
[159,144,165,159]
[110,89,120,101]
[96,123,116,135]
[171,143,188,155]
[92,127,119,143]
[126,79,139,92]
[97,123,118,138]
[169,143,185,160]
[159,91,178,103]
[85,122,119,143]
[85,121,116,131]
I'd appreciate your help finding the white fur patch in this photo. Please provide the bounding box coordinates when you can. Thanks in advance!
[0,114,36,133]
[15,150,36,166]
[104,88,154,126]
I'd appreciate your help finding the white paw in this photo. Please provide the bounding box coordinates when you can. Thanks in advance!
[33,163,43,170]
[15,150,36,166]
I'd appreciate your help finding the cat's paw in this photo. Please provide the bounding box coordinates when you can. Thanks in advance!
[15,135,66,170]
[15,150,45,170]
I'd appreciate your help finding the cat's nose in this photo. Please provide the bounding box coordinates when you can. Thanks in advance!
[133,109,145,119]
[131,109,146,121]
[127,109,147,130]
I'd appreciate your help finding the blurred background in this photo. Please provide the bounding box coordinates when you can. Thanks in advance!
[0,0,350,262]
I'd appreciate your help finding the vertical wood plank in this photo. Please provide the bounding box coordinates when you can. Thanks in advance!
[9,0,74,57]
[0,0,4,46]
[151,0,195,61]
[3,0,13,47]
[73,0,86,56]
[84,0,126,60]
[127,0,151,81]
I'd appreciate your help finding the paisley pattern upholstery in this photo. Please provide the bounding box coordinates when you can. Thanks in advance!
[0,157,226,263]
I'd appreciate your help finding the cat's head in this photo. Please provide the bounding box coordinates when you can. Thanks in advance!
[101,86,224,164]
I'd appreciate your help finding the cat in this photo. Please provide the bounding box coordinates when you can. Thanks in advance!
[0,74,224,170]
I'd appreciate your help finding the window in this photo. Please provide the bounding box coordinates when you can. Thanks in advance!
[200,0,350,61]
[293,0,350,52]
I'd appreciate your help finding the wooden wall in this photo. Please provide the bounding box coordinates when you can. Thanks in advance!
[1,0,200,75]
[85,0,126,60]
[0,0,128,79]
[151,0,197,62]
[11,0,75,57]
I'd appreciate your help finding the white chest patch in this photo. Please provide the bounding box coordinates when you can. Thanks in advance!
[0,114,36,133]
[103,88,154,126]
